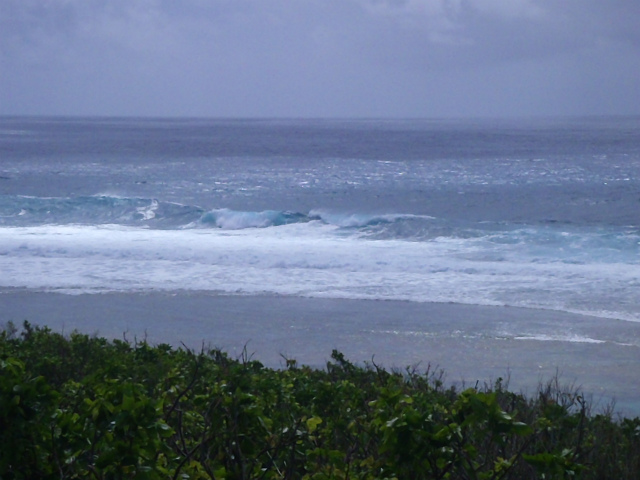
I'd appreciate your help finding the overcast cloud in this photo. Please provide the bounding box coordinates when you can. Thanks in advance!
[1,0,639,117]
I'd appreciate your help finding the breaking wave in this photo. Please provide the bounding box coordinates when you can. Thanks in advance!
[0,195,438,234]
[0,196,638,322]
[0,195,638,260]
[0,195,203,228]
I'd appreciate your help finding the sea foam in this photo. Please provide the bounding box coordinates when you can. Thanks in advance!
[0,222,638,322]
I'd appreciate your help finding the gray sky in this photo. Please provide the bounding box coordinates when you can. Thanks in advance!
[1,0,639,118]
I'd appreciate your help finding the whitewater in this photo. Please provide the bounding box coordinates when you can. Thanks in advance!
[0,211,639,322]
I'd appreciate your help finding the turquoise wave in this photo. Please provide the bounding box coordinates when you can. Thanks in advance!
[0,195,637,263]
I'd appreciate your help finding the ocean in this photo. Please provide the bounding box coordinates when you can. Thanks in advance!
[1,116,639,411]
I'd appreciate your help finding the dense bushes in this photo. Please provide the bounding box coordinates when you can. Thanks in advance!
[1,321,639,479]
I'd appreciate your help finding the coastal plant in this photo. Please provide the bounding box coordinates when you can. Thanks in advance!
[1,321,640,479]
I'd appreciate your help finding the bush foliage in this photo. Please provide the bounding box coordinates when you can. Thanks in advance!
[1,321,639,479]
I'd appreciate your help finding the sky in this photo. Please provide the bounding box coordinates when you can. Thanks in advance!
[1,0,639,118]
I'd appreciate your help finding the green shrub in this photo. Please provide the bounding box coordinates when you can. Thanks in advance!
[1,321,639,479]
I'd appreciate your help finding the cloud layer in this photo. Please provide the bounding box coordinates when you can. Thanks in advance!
[2,0,639,117]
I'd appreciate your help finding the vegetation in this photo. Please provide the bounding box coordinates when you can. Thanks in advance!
[1,320,639,479]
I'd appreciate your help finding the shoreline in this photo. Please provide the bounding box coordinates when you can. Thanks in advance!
[2,289,640,415]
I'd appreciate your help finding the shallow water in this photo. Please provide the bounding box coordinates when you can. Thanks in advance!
[2,290,639,415]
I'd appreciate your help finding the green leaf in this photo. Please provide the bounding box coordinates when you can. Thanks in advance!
[307,416,323,433]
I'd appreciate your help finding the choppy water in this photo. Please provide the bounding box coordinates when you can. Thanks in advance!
[1,116,639,321]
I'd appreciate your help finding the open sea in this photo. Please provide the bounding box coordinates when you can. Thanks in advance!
[2,116,639,318]
[1,116,639,411]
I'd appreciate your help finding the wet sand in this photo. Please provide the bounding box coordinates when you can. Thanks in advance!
[2,289,639,416]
